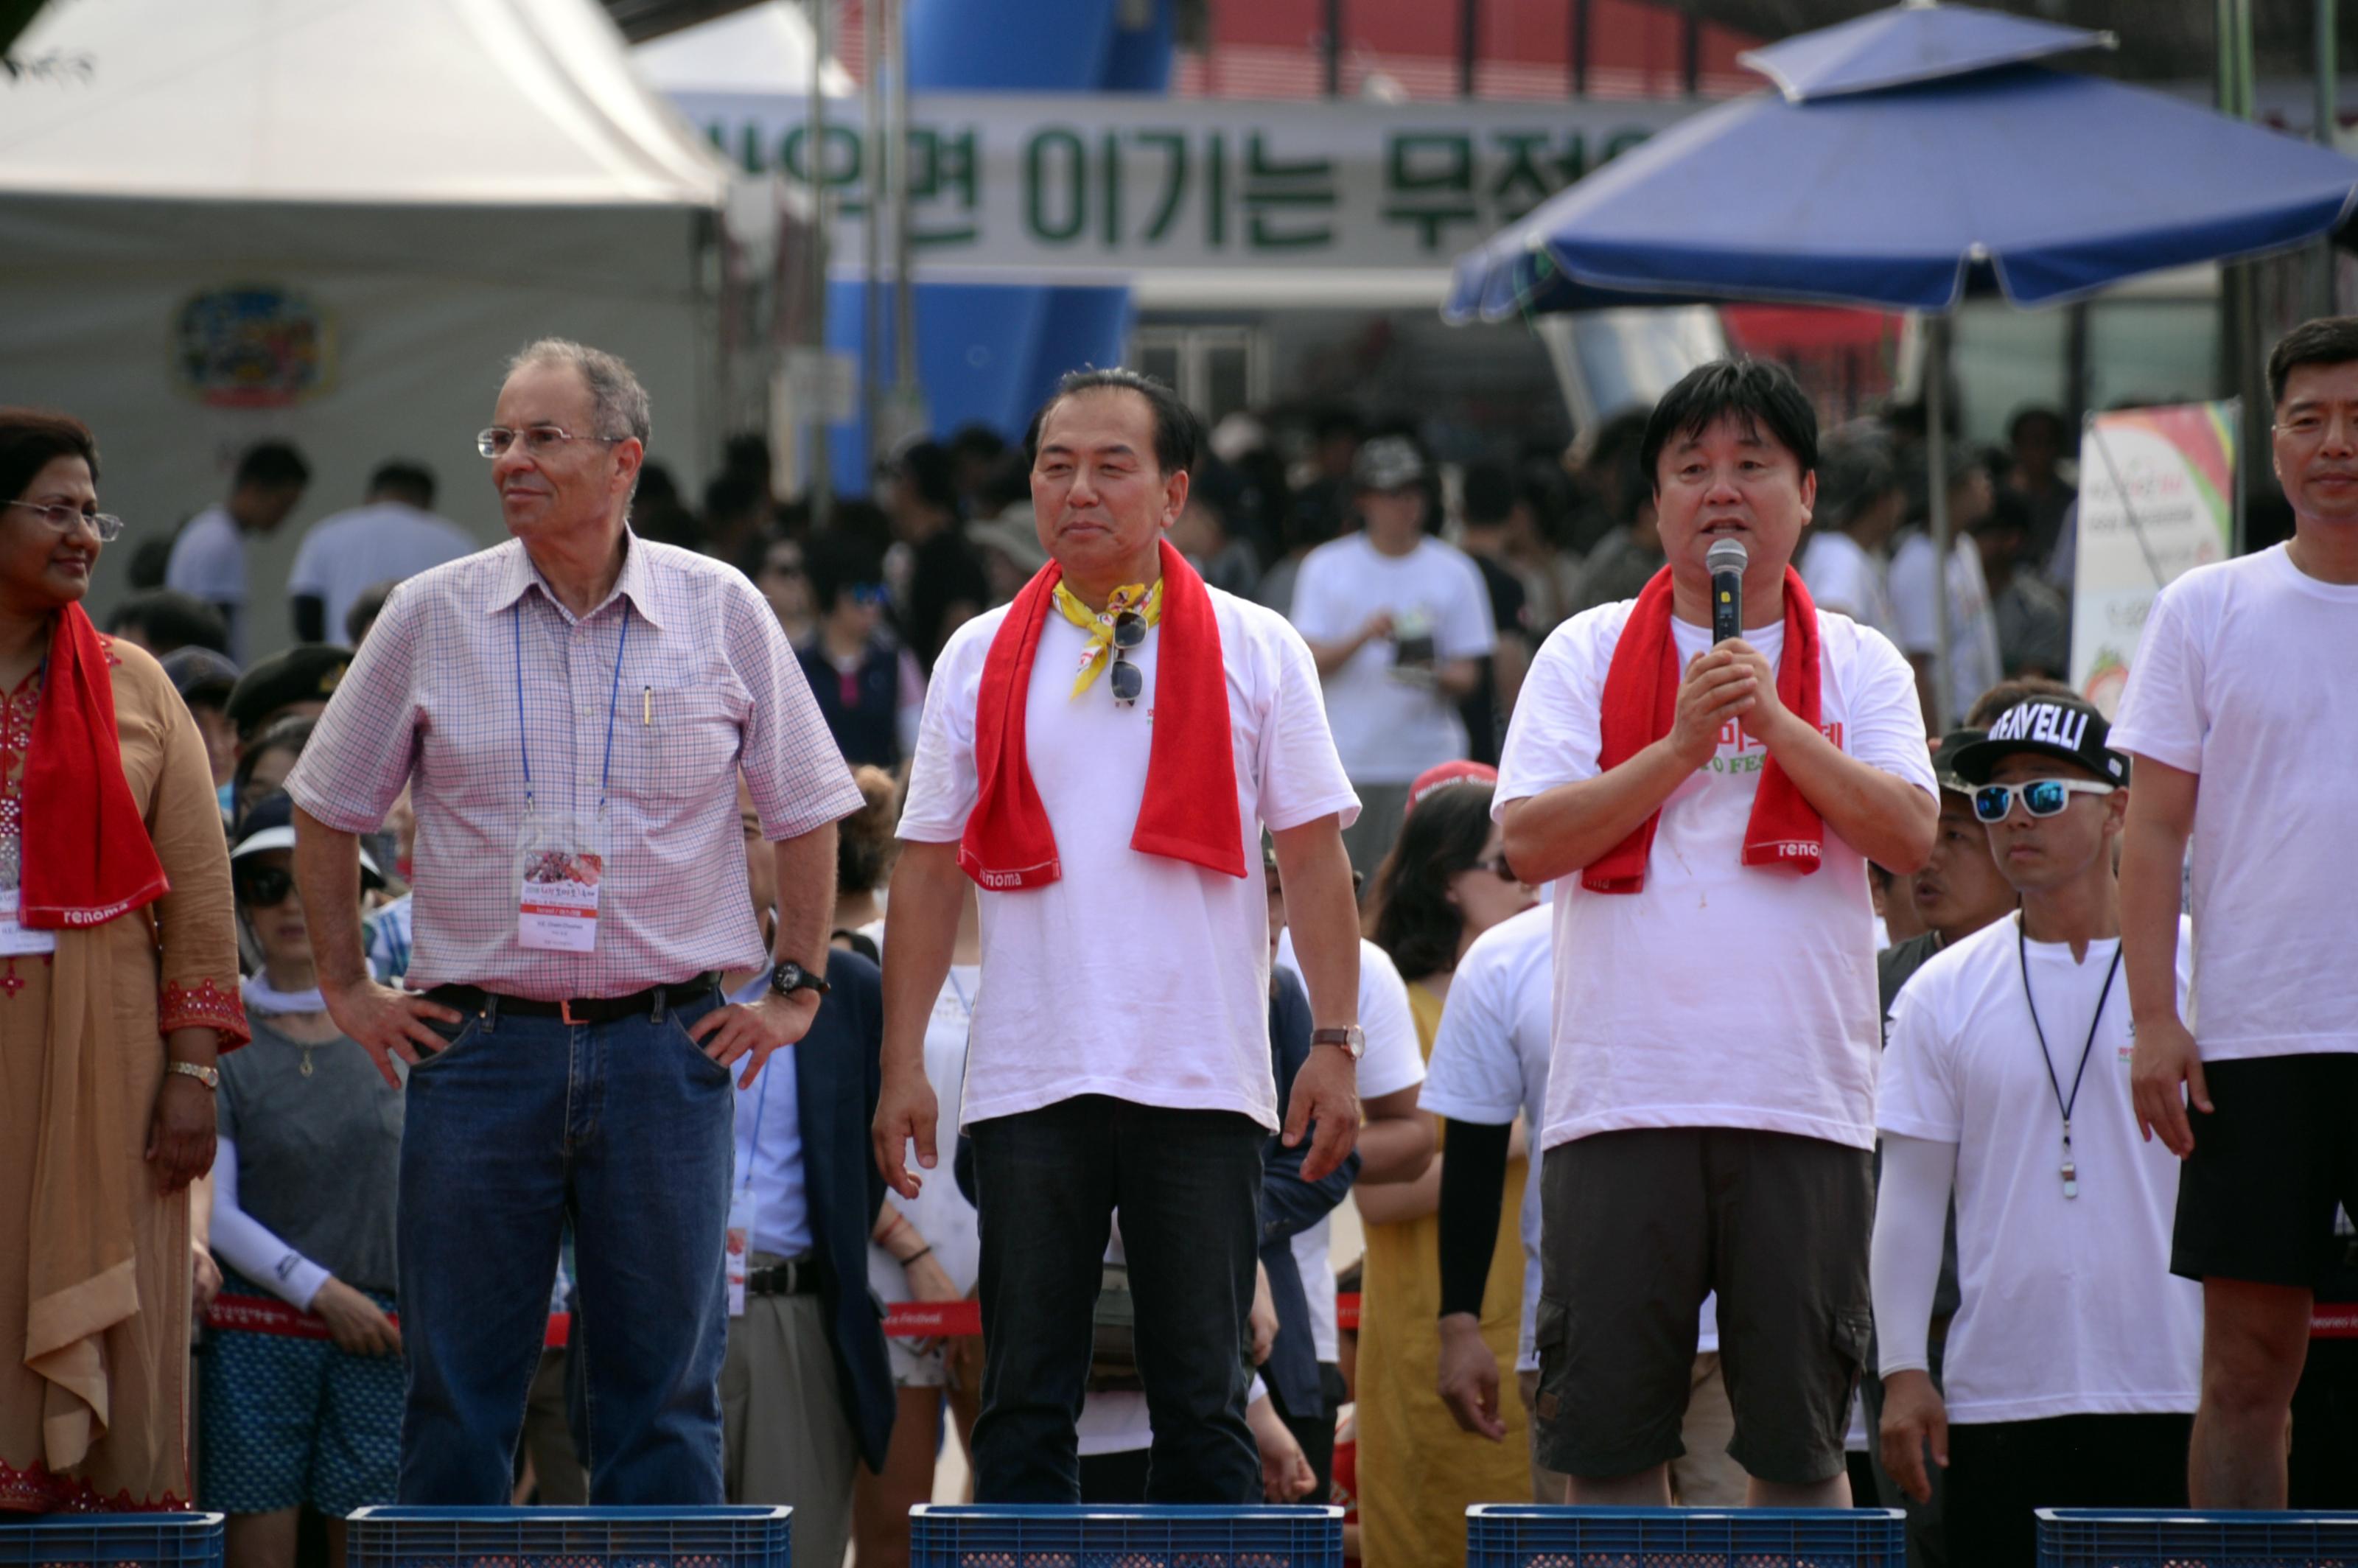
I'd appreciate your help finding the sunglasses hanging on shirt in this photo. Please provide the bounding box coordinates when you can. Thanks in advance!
[1108,609,1147,707]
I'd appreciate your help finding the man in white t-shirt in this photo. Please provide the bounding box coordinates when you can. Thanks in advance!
[1424,902,1740,1505]
[1494,358,1937,1506]
[1797,429,1901,639]
[166,440,312,661]
[875,368,1366,1505]
[1289,435,1497,873]
[2113,316,2358,1508]
[287,461,477,644]
[1876,694,2197,1567]
[1889,453,2001,729]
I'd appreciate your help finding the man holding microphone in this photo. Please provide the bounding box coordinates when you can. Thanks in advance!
[1495,360,1936,1505]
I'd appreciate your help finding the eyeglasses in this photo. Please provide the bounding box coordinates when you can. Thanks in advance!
[475,425,623,459]
[1970,778,2116,824]
[1472,856,1522,883]
[234,864,297,907]
[5,500,126,542]
[1108,609,1147,706]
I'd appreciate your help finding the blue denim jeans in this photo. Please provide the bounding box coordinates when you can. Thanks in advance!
[968,1094,1265,1504]
[395,988,733,1504]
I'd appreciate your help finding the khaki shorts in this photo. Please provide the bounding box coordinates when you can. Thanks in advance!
[1530,1127,1872,1487]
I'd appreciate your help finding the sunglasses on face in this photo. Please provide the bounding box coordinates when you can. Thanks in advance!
[1471,855,1522,883]
[1108,609,1147,707]
[849,583,892,608]
[1970,778,2116,824]
[234,864,296,908]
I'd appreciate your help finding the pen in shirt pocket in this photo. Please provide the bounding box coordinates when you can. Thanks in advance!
[643,685,651,727]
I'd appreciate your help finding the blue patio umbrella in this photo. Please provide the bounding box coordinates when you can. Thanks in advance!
[1445,0,2358,720]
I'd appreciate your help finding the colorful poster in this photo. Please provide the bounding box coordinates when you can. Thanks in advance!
[2069,400,2238,715]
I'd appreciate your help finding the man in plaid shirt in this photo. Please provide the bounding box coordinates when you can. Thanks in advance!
[290,339,861,1505]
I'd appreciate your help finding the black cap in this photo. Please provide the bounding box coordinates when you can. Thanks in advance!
[1928,728,1985,794]
[160,646,240,705]
[226,643,350,738]
[1947,695,2130,787]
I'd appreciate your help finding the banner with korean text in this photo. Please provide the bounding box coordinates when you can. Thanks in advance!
[2070,400,2239,715]
[670,91,1693,281]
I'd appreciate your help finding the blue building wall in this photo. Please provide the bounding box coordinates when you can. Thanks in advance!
[827,0,1172,491]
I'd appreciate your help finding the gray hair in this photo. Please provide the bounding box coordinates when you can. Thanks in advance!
[508,338,651,446]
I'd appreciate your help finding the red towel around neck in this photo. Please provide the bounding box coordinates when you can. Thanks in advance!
[959,537,1247,891]
[1583,564,1824,895]
[21,604,171,928]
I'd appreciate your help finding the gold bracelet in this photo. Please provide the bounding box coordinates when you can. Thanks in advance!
[167,1061,220,1091]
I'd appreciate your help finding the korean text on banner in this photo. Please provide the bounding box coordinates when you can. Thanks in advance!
[2069,399,2239,715]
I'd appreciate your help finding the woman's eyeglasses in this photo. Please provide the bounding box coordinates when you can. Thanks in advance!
[5,500,125,542]
[1108,609,1147,706]
[1472,856,1522,883]
[234,865,297,908]
[1970,778,2116,824]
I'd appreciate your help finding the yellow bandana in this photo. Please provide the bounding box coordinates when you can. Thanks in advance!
[1053,579,1163,697]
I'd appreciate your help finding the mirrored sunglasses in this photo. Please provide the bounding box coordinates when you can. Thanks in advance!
[1970,778,2115,824]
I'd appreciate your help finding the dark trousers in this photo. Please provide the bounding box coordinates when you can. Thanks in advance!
[1945,1413,2192,1568]
[968,1095,1266,1503]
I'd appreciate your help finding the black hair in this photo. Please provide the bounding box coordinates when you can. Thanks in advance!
[637,461,683,512]
[346,581,396,645]
[0,407,99,504]
[108,589,230,657]
[1311,407,1363,446]
[1461,461,1516,527]
[805,528,888,615]
[1813,430,1898,533]
[234,440,310,491]
[2006,405,2069,447]
[722,431,774,480]
[1367,783,1498,985]
[2267,315,2358,406]
[703,471,766,522]
[127,534,173,590]
[892,440,962,513]
[1640,359,1817,497]
[948,423,1009,465]
[233,715,317,810]
[368,460,435,509]
[836,766,901,895]
[975,450,1035,516]
[1024,367,1203,479]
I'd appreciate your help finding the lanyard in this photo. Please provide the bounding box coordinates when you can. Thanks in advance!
[742,1068,771,1194]
[514,599,632,813]
[945,967,976,1020]
[2018,914,2122,1200]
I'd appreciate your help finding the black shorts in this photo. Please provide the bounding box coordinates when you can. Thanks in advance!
[2173,1053,2358,1289]
[1531,1127,1872,1487]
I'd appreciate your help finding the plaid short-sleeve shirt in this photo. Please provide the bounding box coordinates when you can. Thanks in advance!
[287,533,861,1001]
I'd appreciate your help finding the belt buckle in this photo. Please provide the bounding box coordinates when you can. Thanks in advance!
[561,998,581,1026]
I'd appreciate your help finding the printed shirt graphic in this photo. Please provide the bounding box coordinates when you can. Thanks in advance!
[1495,602,1934,1152]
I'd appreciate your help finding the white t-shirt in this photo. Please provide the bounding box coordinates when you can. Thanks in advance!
[1422,906,1721,1370]
[1495,603,1936,1152]
[1276,928,1424,1363]
[1889,530,2001,721]
[2108,544,2358,1060]
[1289,533,1497,784]
[1880,916,2203,1422]
[868,963,984,1306]
[165,504,247,653]
[287,501,478,640]
[1799,530,1895,640]
[900,586,1359,1130]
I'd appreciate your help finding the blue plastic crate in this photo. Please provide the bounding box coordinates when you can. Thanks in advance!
[0,1512,223,1568]
[908,1504,1342,1568]
[346,1507,790,1568]
[1466,1505,1908,1567]
[2037,1508,2358,1567]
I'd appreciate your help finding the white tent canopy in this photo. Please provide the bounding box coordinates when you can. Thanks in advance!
[633,1,856,98]
[0,0,732,655]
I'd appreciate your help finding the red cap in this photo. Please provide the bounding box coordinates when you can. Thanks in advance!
[1404,760,1498,819]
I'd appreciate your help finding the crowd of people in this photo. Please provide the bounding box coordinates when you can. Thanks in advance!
[0,313,2351,1568]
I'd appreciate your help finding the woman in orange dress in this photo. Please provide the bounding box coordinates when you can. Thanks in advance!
[0,409,248,1512]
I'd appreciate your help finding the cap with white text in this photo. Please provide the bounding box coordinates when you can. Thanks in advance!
[1946,694,2128,787]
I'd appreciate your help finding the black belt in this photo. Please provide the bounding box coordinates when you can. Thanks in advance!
[747,1256,827,1298]
[427,973,720,1027]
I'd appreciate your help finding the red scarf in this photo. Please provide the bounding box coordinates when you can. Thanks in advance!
[959,538,1246,891]
[20,604,169,928]
[1584,565,1824,895]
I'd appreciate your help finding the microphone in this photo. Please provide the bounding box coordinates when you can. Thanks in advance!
[1706,537,1747,645]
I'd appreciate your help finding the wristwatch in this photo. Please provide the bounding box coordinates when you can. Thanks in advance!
[769,959,832,1000]
[1310,1026,1365,1060]
[166,1060,220,1091]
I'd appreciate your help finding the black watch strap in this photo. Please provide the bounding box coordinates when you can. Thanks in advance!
[771,959,832,998]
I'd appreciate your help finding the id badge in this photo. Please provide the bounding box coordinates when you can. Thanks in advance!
[726,1185,757,1317]
[515,805,608,953]
[0,889,56,956]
